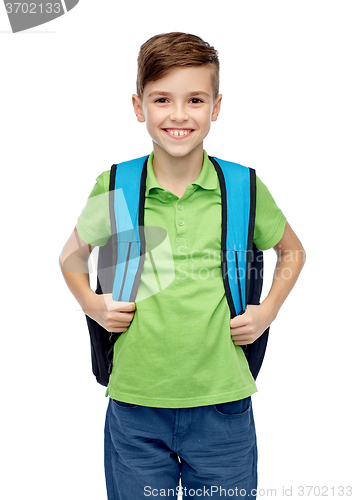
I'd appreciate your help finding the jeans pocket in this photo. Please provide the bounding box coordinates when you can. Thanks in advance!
[112,399,139,409]
[214,397,251,417]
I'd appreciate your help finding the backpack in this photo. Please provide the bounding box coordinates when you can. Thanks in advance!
[85,156,269,386]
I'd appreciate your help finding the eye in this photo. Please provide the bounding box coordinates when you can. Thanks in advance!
[190,98,203,104]
[155,98,168,103]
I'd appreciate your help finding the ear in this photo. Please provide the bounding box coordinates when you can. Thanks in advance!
[132,94,145,123]
[211,94,222,122]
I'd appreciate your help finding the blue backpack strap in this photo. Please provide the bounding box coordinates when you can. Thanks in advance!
[111,155,148,302]
[210,156,256,316]
[210,156,269,380]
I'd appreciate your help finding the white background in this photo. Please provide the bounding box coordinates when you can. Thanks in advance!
[1,1,353,498]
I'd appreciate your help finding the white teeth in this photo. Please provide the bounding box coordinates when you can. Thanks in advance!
[166,129,191,136]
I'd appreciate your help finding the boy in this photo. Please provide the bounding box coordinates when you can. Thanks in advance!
[60,32,305,499]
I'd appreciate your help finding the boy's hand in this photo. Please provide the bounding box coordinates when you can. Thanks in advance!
[230,304,270,346]
[231,223,306,346]
[85,293,136,333]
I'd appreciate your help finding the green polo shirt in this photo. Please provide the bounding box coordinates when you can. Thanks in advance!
[77,151,286,407]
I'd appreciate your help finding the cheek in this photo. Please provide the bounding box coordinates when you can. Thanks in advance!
[199,116,212,132]
[195,108,213,126]
[143,114,156,131]
[145,110,164,129]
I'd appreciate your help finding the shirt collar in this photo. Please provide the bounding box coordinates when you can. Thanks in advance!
[146,150,218,194]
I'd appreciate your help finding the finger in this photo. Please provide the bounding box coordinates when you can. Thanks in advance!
[232,339,250,346]
[230,315,249,328]
[106,326,130,333]
[102,294,136,312]
[106,315,133,329]
[116,301,136,312]
[230,325,250,336]
[231,330,251,339]
[105,300,136,313]
[231,328,260,345]
[111,311,135,321]
[107,319,133,330]
[106,310,136,328]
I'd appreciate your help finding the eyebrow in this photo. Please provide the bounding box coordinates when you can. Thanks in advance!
[147,91,211,98]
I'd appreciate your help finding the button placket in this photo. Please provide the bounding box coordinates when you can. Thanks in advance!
[175,199,186,233]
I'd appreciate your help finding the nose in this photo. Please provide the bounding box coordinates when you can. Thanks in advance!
[169,103,188,122]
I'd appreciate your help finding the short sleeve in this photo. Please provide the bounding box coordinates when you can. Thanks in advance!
[76,170,111,246]
[254,176,287,250]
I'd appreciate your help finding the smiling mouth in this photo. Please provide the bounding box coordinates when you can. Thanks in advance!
[163,128,194,138]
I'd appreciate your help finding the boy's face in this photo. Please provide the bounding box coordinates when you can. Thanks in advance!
[132,66,222,161]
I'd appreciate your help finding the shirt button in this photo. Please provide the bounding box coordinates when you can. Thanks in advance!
[177,218,184,226]
[177,204,183,211]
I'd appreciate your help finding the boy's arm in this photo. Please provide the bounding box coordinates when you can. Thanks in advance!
[230,222,306,345]
[59,226,136,333]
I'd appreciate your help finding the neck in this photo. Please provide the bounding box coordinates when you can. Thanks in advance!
[152,144,204,196]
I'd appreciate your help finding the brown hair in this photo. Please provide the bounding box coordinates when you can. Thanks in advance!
[136,32,219,99]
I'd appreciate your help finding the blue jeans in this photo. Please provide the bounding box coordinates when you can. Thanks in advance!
[104,397,257,499]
